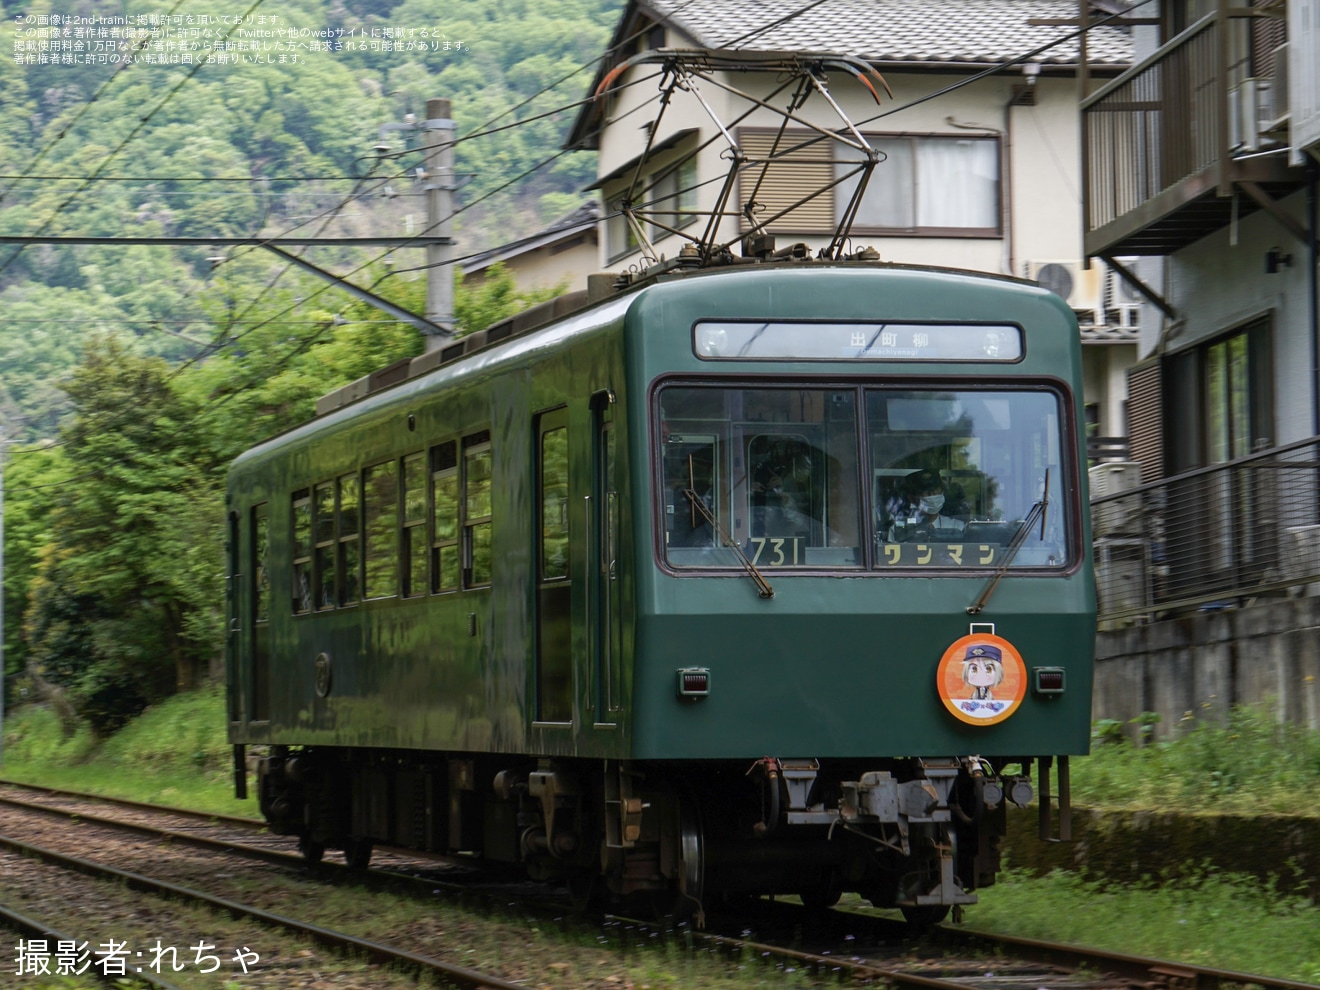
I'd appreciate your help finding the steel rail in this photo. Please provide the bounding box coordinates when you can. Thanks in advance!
[0,831,526,990]
[939,927,1320,990]
[0,791,304,870]
[0,777,263,826]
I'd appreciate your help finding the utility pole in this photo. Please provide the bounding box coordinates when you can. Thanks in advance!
[423,97,456,349]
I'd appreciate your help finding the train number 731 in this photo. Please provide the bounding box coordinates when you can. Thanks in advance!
[748,537,802,566]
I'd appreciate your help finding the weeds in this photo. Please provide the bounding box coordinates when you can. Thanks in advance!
[1076,703,1320,814]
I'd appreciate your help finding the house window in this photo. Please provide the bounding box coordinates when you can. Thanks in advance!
[606,193,638,262]
[1165,317,1273,472]
[649,157,698,239]
[606,156,699,260]
[835,135,1000,234]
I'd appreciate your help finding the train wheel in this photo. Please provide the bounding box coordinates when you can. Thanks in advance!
[297,836,325,864]
[652,795,706,924]
[568,873,605,914]
[800,884,842,911]
[342,837,373,869]
[899,904,950,931]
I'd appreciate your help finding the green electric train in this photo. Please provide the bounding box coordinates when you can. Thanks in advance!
[225,258,1095,925]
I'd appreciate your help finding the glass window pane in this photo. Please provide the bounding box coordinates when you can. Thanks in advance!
[340,540,360,604]
[433,544,459,593]
[363,461,398,599]
[917,138,998,228]
[540,427,570,580]
[659,386,861,569]
[471,522,493,586]
[315,484,335,543]
[433,472,459,542]
[292,497,312,558]
[466,445,492,519]
[339,474,359,536]
[403,453,427,523]
[315,545,336,609]
[293,561,312,613]
[838,137,914,228]
[404,526,427,597]
[867,389,1068,568]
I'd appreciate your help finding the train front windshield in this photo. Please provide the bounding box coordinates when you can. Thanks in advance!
[659,384,1071,571]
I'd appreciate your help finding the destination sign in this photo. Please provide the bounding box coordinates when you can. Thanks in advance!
[693,321,1022,362]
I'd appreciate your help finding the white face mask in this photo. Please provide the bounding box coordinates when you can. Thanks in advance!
[918,494,945,515]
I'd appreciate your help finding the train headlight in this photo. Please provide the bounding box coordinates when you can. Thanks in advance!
[694,326,728,357]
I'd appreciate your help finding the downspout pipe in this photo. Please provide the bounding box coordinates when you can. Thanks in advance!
[1309,159,1319,441]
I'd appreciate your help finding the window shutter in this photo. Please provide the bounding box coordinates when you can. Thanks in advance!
[1126,359,1164,482]
[737,129,835,233]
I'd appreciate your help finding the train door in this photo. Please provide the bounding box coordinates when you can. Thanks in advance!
[251,501,271,721]
[589,391,621,722]
[226,509,244,723]
[535,409,573,723]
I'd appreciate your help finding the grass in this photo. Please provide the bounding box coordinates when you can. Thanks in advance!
[3,690,1320,984]
[959,867,1320,984]
[1076,704,1320,815]
[1,685,250,816]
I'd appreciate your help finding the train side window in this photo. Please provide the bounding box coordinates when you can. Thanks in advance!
[431,441,460,593]
[463,432,493,588]
[338,472,361,605]
[540,427,570,579]
[402,452,428,598]
[314,482,336,609]
[363,460,399,599]
[292,489,312,614]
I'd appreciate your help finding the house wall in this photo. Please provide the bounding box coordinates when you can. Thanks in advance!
[1134,188,1317,445]
[465,237,598,294]
[595,65,1093,277]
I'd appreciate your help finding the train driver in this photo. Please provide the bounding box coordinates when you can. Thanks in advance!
[887,469,966,542]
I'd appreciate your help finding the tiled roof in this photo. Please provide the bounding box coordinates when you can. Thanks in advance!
[644,0,1134,66]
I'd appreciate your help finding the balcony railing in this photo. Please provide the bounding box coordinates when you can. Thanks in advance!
[1091,437,1320,627]
[1082,4,1296,256]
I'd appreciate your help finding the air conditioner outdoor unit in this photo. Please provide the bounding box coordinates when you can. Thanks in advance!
[1106,261,1143,328]
[1089,461,1143,537]
[1095,539,1148,626]
[1027,261,1103,324]
[1282,524,1320,594]
[1229,77,1275,151]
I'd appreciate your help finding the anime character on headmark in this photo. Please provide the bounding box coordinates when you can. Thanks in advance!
[937,632,1025,726]
[958,643,1008,716]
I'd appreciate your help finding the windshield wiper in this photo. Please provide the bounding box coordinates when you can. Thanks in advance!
[683,488,775,599]
[966,468,1050,615]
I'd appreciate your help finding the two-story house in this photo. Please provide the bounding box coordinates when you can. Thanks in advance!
[566,0,1138,445]
[1081,0,1320,732]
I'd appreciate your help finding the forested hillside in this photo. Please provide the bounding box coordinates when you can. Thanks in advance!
[0,0,621,733]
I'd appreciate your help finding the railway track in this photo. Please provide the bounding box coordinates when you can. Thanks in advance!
[2,780,1317,990]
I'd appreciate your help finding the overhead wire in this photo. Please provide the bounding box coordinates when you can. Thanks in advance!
[0,0,269,282]
[1,0,1138,480]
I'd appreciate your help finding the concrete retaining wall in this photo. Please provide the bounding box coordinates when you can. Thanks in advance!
[1093,597,1320,737]
[1002,807,1320,896]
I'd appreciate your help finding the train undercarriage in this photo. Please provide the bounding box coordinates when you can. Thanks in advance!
[250,746,1038,926]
